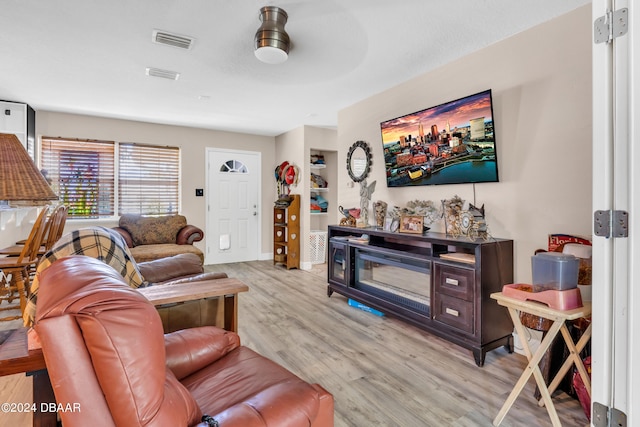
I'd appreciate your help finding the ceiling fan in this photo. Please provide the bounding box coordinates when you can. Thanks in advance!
[254,6,290,64]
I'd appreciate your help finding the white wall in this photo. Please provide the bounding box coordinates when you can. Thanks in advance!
[274,126,337,268]
[336,5,592,283]
[31,112,277,258]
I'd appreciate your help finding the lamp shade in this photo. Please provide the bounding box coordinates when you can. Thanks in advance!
[254,6,290,64]
[0,133,58,205]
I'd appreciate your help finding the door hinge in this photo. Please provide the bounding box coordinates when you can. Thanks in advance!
[594,210,628,238]
[594,8,628,44]
[593,402,627,427]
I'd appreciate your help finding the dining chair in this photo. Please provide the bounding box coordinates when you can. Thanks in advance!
[44,204,68,251]
[0,204,68,256]
[0,205,50,321]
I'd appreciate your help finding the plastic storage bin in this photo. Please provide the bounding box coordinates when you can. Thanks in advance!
[531,252,579,292]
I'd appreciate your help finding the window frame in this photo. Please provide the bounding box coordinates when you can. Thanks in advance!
[118,142,181,216]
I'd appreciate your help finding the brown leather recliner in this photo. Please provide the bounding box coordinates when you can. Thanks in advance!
[34,256,334,427]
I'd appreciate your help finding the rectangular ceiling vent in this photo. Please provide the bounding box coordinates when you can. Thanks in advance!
[152,30,194,50]
[145,67,180,80]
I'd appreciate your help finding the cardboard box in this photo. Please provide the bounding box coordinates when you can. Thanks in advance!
[548,234,591,252]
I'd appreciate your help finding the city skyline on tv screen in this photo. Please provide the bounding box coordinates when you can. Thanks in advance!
[380,89,498,187]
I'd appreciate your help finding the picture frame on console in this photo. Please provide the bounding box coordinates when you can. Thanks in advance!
[399,215,423,234]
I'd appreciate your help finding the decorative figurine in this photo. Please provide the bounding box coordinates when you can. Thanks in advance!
[358,179,376,227]
[373,200,387,228]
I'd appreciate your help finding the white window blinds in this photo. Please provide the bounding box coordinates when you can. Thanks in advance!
[118,143,180,215]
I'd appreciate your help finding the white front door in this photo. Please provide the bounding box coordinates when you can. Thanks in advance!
[205,148,261,264]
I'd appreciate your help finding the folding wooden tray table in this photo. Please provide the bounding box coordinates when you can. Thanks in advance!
[490,292,592,427]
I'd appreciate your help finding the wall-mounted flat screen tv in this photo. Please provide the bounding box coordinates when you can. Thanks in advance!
[380,89,498,187]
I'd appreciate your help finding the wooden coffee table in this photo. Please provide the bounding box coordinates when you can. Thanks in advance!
[138,277,249,333]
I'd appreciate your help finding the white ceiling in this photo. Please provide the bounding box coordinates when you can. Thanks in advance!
[0,0,589,137]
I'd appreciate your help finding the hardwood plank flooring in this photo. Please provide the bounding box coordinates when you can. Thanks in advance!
[0,260,589,426]
[207,261,589,427]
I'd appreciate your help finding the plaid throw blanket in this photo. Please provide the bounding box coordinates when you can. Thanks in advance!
[23,226,146,326]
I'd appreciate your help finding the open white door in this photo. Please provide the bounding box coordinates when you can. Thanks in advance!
[591,0,638,425]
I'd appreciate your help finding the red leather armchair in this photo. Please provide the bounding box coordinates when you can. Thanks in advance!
[34,256,334,427]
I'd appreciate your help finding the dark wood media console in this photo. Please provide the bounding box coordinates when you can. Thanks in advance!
[327,225,514,366]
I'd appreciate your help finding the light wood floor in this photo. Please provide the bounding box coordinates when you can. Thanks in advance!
[0,261,589,426]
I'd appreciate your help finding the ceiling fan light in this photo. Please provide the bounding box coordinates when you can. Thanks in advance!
[254,6,289,64]
[255,45,288,64]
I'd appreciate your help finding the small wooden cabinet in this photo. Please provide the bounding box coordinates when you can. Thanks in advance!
[273,194,300,269]
[327,225,514,366]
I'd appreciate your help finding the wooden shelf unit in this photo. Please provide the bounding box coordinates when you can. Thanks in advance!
[310,160,329,212]
[273,194,300,270]
[327,225,514,366]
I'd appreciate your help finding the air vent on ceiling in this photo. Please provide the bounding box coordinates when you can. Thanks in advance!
[145,67,180,80]
[152,30,194,50]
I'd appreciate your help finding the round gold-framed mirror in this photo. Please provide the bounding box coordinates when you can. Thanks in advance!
[346,140,372,183]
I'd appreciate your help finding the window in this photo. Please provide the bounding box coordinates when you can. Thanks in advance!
[40,137,180,219]
[119,143,180,215]
[40,138,115,218]
[219,159,248,173]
